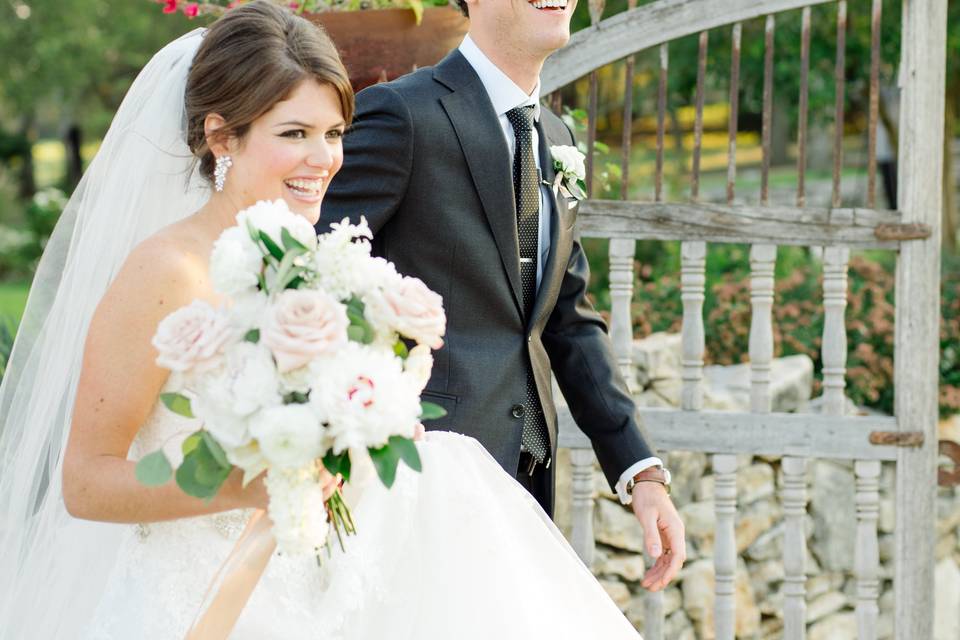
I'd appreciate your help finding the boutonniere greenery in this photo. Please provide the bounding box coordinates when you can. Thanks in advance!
[549,145,588,201]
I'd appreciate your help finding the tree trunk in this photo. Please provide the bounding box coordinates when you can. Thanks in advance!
[16,115,35,200]
[65,124,83,189]
[943,92,958,253]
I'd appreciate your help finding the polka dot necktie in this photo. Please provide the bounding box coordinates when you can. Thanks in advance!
[506,105,549,466]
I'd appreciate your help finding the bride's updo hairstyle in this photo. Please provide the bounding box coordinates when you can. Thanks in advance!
[185,0,354,183]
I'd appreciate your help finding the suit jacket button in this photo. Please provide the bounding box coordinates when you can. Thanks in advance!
[511,404,525,419]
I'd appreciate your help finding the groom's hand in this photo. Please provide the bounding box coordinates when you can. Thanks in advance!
[631,484,686,592]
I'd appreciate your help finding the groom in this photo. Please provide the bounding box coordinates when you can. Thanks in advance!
[320,0,685,590]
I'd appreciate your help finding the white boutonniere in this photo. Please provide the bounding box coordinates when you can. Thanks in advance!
[549,145,588,201]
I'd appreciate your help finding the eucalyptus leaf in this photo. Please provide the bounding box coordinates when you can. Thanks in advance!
[272,246,307,287]
[160,392,194,419]
[135,450,172,486]
[182,431,202,456]
[246,219,261,245]
[175,455,218,501]
[244,328,260,343]
[201,431,230,469]
[389,435,422,473]
[258,230,285,261]
[419,401,447,421]
[281,227,308,252]
[368,444,400,489]
[322,450,352,482]
[277,265,307,291]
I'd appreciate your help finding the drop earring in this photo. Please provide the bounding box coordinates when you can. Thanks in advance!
[214,155,232,192]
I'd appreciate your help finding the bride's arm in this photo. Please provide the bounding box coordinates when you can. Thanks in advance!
[62,236,265,523]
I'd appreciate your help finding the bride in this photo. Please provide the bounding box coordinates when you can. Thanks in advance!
[0,2,642,638]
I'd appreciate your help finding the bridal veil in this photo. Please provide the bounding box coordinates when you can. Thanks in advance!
[0,28,207,638]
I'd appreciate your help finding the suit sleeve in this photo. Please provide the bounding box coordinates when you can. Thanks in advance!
[317,83,414,235]
[542,126,659,490]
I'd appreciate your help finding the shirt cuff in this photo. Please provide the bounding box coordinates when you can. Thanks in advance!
[615,457,665,505]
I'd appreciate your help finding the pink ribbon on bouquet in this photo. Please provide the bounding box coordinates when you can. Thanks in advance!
[184,509,276,639]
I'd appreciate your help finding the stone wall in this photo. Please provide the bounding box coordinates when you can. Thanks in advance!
[554,333,960,640]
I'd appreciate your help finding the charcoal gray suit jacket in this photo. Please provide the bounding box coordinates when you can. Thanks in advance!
[319,50,657,512]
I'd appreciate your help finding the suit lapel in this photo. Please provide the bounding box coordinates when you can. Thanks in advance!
[435,52,524,318]
[529,118,567,326]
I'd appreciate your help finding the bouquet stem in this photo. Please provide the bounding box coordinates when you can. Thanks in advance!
[325,489,356,555]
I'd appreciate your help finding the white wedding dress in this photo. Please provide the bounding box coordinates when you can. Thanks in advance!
[80,385,642,639]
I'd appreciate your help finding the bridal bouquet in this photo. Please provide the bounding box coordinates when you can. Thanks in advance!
[136,200,446,556]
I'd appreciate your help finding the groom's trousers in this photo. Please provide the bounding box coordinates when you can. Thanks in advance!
[515,451,551,515]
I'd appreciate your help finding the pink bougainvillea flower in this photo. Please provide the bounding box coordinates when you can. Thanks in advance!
[182,2,200,17]
[161,0,178,14]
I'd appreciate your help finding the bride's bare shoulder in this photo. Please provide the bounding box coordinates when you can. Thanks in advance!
[98,219,213,322]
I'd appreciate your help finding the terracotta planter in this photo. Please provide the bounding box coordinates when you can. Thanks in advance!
[308,7,469,92]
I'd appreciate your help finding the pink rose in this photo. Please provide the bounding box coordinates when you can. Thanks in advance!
[381,277,446,349]
[152,301,234,373]
[262,289,349,372]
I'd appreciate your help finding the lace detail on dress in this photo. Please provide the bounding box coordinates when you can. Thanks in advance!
[82,381,402,639]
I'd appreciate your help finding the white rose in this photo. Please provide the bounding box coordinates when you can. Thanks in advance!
[152,300,235,373]
[192,399,251,449]
[209,226,262,297]
[367,277,446,349]
[261,289,349,373]
[236,200,318,251]
[224,440,268,478]
[250,403,324,469]
[550,145,586,181]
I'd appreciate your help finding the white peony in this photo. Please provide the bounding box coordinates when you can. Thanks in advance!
[209,226,262,297]
[152,300,235,373]
[250,403,325,469]
[236,199,318,251]
[192,342,281,447]
[550,145,587,181]
[309,343,422,453]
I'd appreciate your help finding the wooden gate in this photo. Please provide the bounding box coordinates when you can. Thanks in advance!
[546,1,948,638]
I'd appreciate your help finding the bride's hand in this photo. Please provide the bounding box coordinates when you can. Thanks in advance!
[320,469,341,501]
[231,467,341,510]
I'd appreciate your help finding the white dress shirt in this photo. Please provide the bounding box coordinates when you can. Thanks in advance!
[458,35,551,289]
[458,35,663,505]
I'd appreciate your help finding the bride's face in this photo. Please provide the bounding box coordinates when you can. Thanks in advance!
[220,79,346,224]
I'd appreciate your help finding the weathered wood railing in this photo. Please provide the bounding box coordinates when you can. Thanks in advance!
[546,0,947,638]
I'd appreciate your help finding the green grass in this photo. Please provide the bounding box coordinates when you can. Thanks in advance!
[0,282,29,324]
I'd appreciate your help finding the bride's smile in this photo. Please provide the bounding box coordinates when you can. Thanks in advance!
[209,79,347,225]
